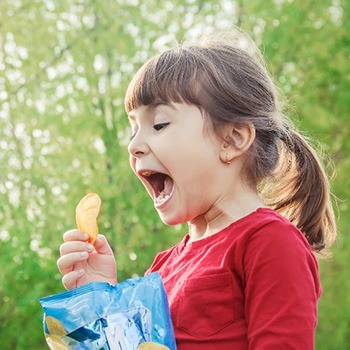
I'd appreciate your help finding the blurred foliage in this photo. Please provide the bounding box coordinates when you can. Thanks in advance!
[0,0,349,348]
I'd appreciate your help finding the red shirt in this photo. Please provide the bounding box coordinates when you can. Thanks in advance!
[147,208,321,350]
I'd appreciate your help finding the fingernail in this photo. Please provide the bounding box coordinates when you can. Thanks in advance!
[78,269,84,276]
[80,251,88,258]
[81,233,89,240]
[86,244,94,252]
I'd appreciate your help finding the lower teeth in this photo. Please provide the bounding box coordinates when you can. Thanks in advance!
[156,194,170,205]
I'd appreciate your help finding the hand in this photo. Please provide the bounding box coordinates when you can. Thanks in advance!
[57,229,117,290]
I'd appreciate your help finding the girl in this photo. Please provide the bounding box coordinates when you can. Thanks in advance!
[57,31,337,349]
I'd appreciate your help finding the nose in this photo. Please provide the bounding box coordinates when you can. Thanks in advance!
[128,131,149,158]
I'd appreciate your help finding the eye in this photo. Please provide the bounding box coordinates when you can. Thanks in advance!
[153,123,170,131]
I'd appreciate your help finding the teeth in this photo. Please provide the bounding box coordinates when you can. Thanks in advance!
[141,170,156,177]
[155,194,170,205]
[157,188,166,200]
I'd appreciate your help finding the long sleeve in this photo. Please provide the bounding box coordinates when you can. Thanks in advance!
[243,220,321,349]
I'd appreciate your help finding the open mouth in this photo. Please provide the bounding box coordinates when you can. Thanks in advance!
[139,170,174,206]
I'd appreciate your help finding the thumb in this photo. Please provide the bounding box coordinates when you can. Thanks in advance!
[94,234,114,255]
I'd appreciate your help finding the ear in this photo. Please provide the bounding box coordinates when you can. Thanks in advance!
[219,122,255,164]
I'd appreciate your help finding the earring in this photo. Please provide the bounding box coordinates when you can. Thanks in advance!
[226,153,231,165]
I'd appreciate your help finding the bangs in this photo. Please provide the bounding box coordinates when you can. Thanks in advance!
[124,48,202,114]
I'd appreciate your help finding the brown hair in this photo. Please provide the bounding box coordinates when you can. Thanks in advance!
[124,32,337,254]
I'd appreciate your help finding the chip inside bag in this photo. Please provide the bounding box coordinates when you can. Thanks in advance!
[39,272,176,350]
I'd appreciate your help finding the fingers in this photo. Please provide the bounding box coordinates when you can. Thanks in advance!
[62,270,84,290]
[57,251,89,276]
[63,229,89,243]
[59,241,94,256]
[94,235,114,255]
[58,232,94,276]
[58,228,93,272]
[57,230,115,290]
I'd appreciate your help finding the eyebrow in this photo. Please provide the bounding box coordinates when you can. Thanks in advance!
[128,103,177,120]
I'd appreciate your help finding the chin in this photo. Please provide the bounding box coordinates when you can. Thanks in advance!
[158,213,186,226]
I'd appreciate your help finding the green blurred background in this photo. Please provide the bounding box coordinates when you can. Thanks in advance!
[0,0,349,348]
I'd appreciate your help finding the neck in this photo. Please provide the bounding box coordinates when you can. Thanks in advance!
[187,188,264,244]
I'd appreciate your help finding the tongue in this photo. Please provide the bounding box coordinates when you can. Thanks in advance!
[163,176,173,196]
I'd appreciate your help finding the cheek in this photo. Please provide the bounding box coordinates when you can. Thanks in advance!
[129,155,137,173]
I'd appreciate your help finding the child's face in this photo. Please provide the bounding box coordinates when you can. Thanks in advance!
[127,103,225,225]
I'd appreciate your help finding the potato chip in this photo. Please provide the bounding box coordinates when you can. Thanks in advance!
[46,316,66,336]
[138,342,171,350]
[75,193,101,244]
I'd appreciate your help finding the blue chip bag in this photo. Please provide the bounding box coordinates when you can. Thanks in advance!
[39,272,177,350]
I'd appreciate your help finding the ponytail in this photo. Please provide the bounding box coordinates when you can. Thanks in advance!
[262,126,337,254]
